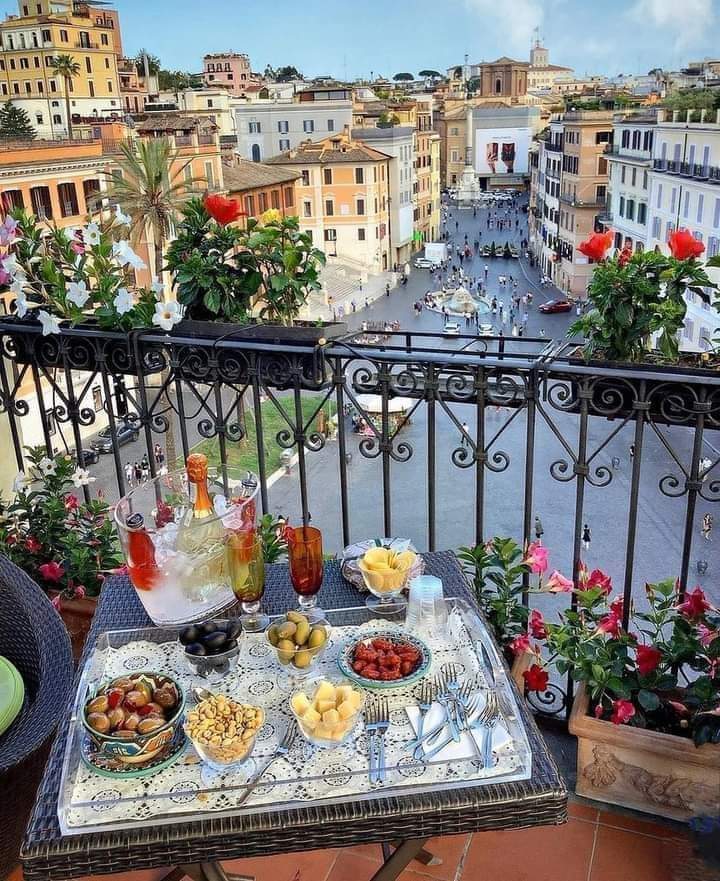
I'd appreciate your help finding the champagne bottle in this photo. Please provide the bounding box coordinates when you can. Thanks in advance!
[176,453,226,585]
[187,453,215,518]
[126,512,159,592]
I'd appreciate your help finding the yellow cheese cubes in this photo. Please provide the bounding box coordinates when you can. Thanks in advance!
[290,680,364,745]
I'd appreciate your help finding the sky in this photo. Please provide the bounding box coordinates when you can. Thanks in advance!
[1,0,719,80]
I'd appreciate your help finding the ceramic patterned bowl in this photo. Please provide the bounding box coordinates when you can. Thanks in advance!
[337,631,431,690]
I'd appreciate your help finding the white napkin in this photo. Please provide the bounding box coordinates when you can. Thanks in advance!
[405,695,511,763]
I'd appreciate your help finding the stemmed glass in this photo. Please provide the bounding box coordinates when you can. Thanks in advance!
[287,526,324,619]
[226,529,268,632]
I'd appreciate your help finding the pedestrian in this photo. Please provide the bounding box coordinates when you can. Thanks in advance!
[153,443,161,465]
[539,327,546,338]
[629,443,635,459]
[534,515,544,541]
[455,220,459,231]
[582,523,592,551]
[140,453,150,483]
[385,283,390,297]
[133,461,142,484]
[702,513,714,541]
[461,421,469,446]
[365,296,370,309]
[611,455,620,470]
[124,461,134,487]
[484,264,489,280]
[351,299,357,313]
[157,446,165,471]
[701,457,712,481]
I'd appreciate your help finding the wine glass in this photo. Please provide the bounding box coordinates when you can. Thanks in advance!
[287,526,324,619]
[226,530,268,632]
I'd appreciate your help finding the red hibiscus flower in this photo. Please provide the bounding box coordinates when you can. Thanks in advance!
[73,584,86,599]
[609,595,624,618]
[597,612,621,637]
[64,493,79,511]
[39,560,64,583]
[698,623,718,647]
[25,536,42,553]
[668,700,689,716]
[529,609,547,639]
[610,699,635,726]
[578,230,614,262]
[509,633,531,656]
[668,229,705,260]
[677,586,711,620]
[636,644,662,676]
[523,663,549,692]
[617,246,633,267]
[594,703,604,719]
[203,193,245,226]
[585,568,612,595]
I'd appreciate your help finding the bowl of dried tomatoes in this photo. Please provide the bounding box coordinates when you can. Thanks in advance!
[337,631,431,689]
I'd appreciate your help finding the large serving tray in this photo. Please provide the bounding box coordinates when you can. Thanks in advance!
[58,598,531,835]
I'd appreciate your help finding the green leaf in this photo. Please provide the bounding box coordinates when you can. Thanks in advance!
[637,689,660,711]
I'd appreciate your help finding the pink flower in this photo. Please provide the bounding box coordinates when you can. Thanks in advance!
[610,699,635,725]
[71,239,85,255]
[668,700,689,716]
[25,536,41,553]
[636,644,662,676]
[112,564,129,576]
[597,612,621,637]
[50,594,62,610]
[586,568,612,595]
[0,216,18,246]
[524,541,549,575]
[523,664,549,692]
[38,560,64,583]
[698,624,717,648]
[594,704,604,719]
[74,585,86,599]
[64,494,79,511]
[677,586,711,620]
[546,570,573,592]
[529,609,547,639]
[509,633,531,656]
[609,596,624,619]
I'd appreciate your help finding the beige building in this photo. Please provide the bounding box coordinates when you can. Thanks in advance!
[413,96,441,244]
[266,133,392,273]
[527,39,573,92]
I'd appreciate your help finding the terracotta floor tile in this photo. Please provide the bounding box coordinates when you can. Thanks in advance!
[461,819,596,881]
[327,852,389,881]
[343,844,383,865]
[589,826,678,881]
[345,835,470,880]
[223,848,340,881]
[75,871,171,881]
[597,810,687,840]
[568,800,600,824]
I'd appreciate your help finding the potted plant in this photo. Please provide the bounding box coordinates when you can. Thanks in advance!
[503,241,512,260]
[0,447,122,658]
[530,573,720,820]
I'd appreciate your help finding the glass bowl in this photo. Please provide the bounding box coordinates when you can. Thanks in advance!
[183,642,240,683]
[180,619,242,683]
[266,617,332,681]
[289,677,365,748]
[184,694,264,783]
[114,465,259,627]
[358,551,419,614]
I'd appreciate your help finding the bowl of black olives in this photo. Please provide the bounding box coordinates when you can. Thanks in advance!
[179,619,242,682]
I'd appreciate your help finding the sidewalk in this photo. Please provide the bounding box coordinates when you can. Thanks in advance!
[302,261,396,321]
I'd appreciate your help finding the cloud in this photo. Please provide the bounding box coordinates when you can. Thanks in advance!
[463,0,543,56]
[629,0,714,48]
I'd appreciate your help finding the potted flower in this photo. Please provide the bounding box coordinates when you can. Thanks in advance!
[527,572,720,820]
[0,447,122,658]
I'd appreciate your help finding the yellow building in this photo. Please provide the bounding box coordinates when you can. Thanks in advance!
[0,0,123,138]
[413,96,441,244]
[266,133,392,273]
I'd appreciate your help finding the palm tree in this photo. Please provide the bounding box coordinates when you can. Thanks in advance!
[51,54,80,140]
[103,136,204,468]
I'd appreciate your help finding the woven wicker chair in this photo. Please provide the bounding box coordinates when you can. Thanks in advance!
[0,555,74,875]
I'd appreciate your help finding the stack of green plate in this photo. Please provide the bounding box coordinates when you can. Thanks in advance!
[0,656,25,737]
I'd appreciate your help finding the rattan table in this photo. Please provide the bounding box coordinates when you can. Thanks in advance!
[22,551,567,881]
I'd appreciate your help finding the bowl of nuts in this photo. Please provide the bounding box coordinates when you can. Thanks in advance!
[184,692,265,776]
[82,672,184,765]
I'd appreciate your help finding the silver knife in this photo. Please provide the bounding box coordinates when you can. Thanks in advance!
[480,642,496,687]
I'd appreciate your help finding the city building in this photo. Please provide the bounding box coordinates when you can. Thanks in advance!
[413,95,441,245]
[152,87,237,139]
[265,132,391,274]
[222,157,300,224]
[353,125,415,267]
[234,86,353,162]
[526,37,573,92]
[0,0,123,138]
[202,53,259,98]
[646,110,720,350]
[118,55,157,114]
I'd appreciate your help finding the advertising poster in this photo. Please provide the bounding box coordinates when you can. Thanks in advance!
[475,127,530,175]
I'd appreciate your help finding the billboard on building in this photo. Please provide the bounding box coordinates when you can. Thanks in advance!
[474,127,530,175]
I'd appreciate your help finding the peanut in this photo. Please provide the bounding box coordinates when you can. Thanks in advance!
[186,694,264,766]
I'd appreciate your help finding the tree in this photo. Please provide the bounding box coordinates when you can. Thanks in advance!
[664,88,720,113]
[467,76,481,95]
[135,50,161,76]
[51,54,80,139]
[0,100,36,140]
[158,69,196,92]
[275,65,302,82]
[393,72,414,82]
[378,111,400,128]
[418,70,442,79]
[104,138,203,468]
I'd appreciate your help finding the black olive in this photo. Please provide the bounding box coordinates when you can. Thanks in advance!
[225,621,241,641]
[180,626,200,645]
[203,631,229,652]
[184,642,207,656]
[200,621,218,635]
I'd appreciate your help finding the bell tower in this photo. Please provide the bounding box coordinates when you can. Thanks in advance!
[530,28,548,68]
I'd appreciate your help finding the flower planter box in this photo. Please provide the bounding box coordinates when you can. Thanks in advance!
[49,592,97,662]
[569,684,720,821]
[509,648,535,693]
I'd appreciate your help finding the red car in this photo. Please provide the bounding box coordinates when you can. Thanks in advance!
[538,299,573,314]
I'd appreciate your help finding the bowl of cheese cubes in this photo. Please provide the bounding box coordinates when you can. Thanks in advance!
[289,678,365,748]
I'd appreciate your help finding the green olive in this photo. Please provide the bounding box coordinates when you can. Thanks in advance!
[286,611,308,625]
[267,624,280,647]
[308,626,327,650]
[294,620,311,646]
[293,649,313,669]
[277,622,297,641]
[276,638,295,664]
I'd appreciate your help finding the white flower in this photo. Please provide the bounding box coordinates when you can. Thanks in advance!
[2,253,20,278]
[15,293,28,318]
[66,280,89,308]
[84,222,101,247]
[38,457,56,477]
[71,467,96,488]
[13,472,31,493]
[152,300,183,332]
[150,278,165,299]
[113,287,134,315]
[125,248,146,271]
[9,274,26,296]
[38,310,62,336]
[114,205,131,226]
[112,240,146,270]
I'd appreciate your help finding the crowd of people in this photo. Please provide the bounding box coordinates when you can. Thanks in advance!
[123,443,166,487]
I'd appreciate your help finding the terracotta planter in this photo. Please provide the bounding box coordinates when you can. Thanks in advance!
[50,593,97,662]
[569,684,720,821]
[509,649,535,692]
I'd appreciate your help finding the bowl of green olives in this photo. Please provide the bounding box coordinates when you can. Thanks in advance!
[266,611,331,678]
[82,672,185,765]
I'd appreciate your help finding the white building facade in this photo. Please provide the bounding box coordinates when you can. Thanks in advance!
[605,113,656,253]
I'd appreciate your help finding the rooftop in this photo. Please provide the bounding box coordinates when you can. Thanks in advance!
[265,136,390,165]
[352,125,415,140]
[135,114,217,133]
[222,160,300,192]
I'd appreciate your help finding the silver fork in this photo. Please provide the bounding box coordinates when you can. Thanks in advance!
[236,721,296,807]
[415,678,433,744]
[422,684,484,762]
[364,700,379,784]
[478,690,501,769]
[436,672,461,743]
[374,696,390,784]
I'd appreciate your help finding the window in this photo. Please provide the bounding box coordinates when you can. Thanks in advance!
[637,203,647,225]
[619,196,625,217]
[105,57,109,68]
[651,216,661,238]
[697,194,704,224]
[327,118,334,131]
[9,59,15,70]
[356,198,365,215]
[277,120,288,133]
[33,55,39,67]
[258,192,267,212]
[203,161,214,188]
[36,80,43,93]
[248,121,261,133]
[598,157,607,175]
[714,198,720,229]
[631,167,637,187]
[355,167,364,184]
[251,143,261,162]
[323,168,332,185]
[24,81,31,94]
[626,199,635,221]
[101,33,108,45]
[621,166,626,184]
[83,179,101,209]
[279,139,289,151]
[52,113,61,124]
[323,229,337,242]
[0,85,6,96]
[656,182,663,209]
[670,187,677,213]
[596,184,606,201]
[283,186,294,208]
[1,190,24,211]
[44,55,53,66]
[301,169,310,186]
[303,199,312,217]
[631,130,641,149]
[325,199,334,216]
[58,182,79,217]
[643,170,648,190]
[60,29,68,42]
[244,194,255,216]
[450,127,459,136]
[358,228,366,241]
[303,119,314,133]
[88,81,94,97]
[85,57,92,73]
[683,190,690,218]
[20,57,29,69]
[271,190,280,209]
[30,186,52,220]
[595,131,611,144]
[666,220,675,240]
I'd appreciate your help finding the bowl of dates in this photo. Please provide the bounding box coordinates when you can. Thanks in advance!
[179,619,241,681]
[338,632,430,689]
[83,671,185,764]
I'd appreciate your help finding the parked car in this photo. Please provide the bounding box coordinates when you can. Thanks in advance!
[443,321,461,335]
[90,421,140,453]
[478,323,494,336]
[71,448,100,466]
[413,257,436,269]
[538,299,573,314]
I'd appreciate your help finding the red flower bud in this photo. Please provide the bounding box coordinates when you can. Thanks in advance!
[668,229,705,260]
[578,230,613,262]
